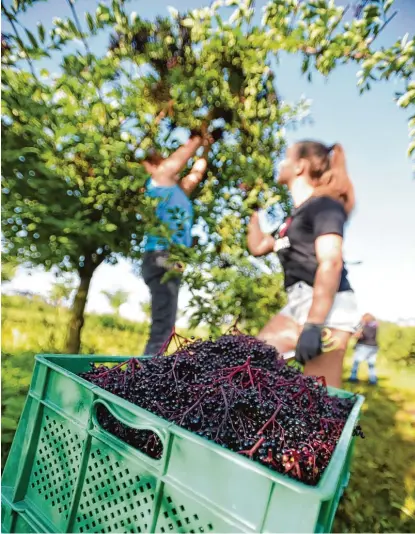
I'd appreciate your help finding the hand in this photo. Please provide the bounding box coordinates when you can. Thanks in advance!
[295,323,323,365]
[202,131,216,147]
[201,127,224,147]
[249,211,260,223]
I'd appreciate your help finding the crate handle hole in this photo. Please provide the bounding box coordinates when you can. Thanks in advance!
[93,402,164,461]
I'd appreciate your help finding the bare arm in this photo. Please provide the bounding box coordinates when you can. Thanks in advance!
[307,234,344,324]
[247,211,275,257]
[152,135,205,184]
[178,128,223,195]
[180,145,209,197]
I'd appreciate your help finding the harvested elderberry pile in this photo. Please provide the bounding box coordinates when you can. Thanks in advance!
[80,331,360,486]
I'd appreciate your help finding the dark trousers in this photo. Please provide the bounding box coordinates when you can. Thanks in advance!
[142,251,181,355]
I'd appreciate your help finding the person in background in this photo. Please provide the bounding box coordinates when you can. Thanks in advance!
[247,140,359,388]
[141,126,220,355]
[348,313,379,385]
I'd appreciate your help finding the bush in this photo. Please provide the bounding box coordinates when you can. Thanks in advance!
[1,351,36,468]
[85,313,147,334]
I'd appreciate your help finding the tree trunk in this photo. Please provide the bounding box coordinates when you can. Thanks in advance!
[65,262,96,354]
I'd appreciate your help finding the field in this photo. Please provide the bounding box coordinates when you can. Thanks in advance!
[1,294,415,532]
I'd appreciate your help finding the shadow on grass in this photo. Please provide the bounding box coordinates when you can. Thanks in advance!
[334,379,415,533]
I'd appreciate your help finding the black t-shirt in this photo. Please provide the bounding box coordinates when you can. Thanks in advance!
[273,196,352,291]
[357,322,378,347]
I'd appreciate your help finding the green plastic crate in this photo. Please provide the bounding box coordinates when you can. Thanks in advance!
[2,354,363,533]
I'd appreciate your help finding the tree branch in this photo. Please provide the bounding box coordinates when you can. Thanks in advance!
[65,0,105,102]
[66,0,92,56]
[301,6,399,62]
[2,6,37,79]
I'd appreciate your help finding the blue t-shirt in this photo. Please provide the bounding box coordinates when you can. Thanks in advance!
[144,179,193,252]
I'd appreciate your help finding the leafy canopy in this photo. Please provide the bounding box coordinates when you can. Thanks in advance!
[2,0,413,329]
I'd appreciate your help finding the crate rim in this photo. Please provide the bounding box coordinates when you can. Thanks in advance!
[34,353,364,501]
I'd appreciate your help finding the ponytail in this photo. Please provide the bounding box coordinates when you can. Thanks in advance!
[312,143,355,215]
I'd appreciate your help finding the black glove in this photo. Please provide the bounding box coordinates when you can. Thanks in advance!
[295,323,323,364]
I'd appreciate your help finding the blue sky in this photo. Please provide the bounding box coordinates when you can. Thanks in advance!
[3,0,415,324]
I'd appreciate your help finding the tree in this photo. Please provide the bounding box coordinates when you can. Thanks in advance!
[1,0,158,352]
[1,0,295,349]
[102,289,129,317]
[105,0,414,329]
[2,0,413,344]
[1,64,149,351]
[146,0,415,329]
[261,0,415,163]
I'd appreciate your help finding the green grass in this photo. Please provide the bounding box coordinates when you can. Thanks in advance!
[1,294,150,356]
[335,352,415,532]
[1,295,415,532]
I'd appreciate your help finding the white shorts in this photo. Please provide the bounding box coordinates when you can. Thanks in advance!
[280,281,360,333]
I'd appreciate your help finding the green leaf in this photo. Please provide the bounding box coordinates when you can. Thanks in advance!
[397,90,415,109]
[86,13,95,33]
[181,18,194,27]
[37,23,45,43]
[105,223,117,232]
[301,56,310,74]
[67,19,80,37]
[25,29,38,49]
[92,102,107,126]
[112,0,122,20]
[97,4,111,23]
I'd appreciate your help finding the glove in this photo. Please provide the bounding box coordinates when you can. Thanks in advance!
[295,323,323,364]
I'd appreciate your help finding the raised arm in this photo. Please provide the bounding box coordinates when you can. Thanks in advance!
[152,134,205,184]
[247,211,275,257]
[180,145,209,197]
[178,128,224,196]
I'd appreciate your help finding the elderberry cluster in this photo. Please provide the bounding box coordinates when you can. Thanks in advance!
[80,333,361,486]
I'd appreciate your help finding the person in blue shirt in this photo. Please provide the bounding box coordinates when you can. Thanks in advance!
[141,128,218,355]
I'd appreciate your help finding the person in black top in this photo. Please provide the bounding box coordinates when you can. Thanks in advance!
[248,140,359,388]
[349,313,379,385]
